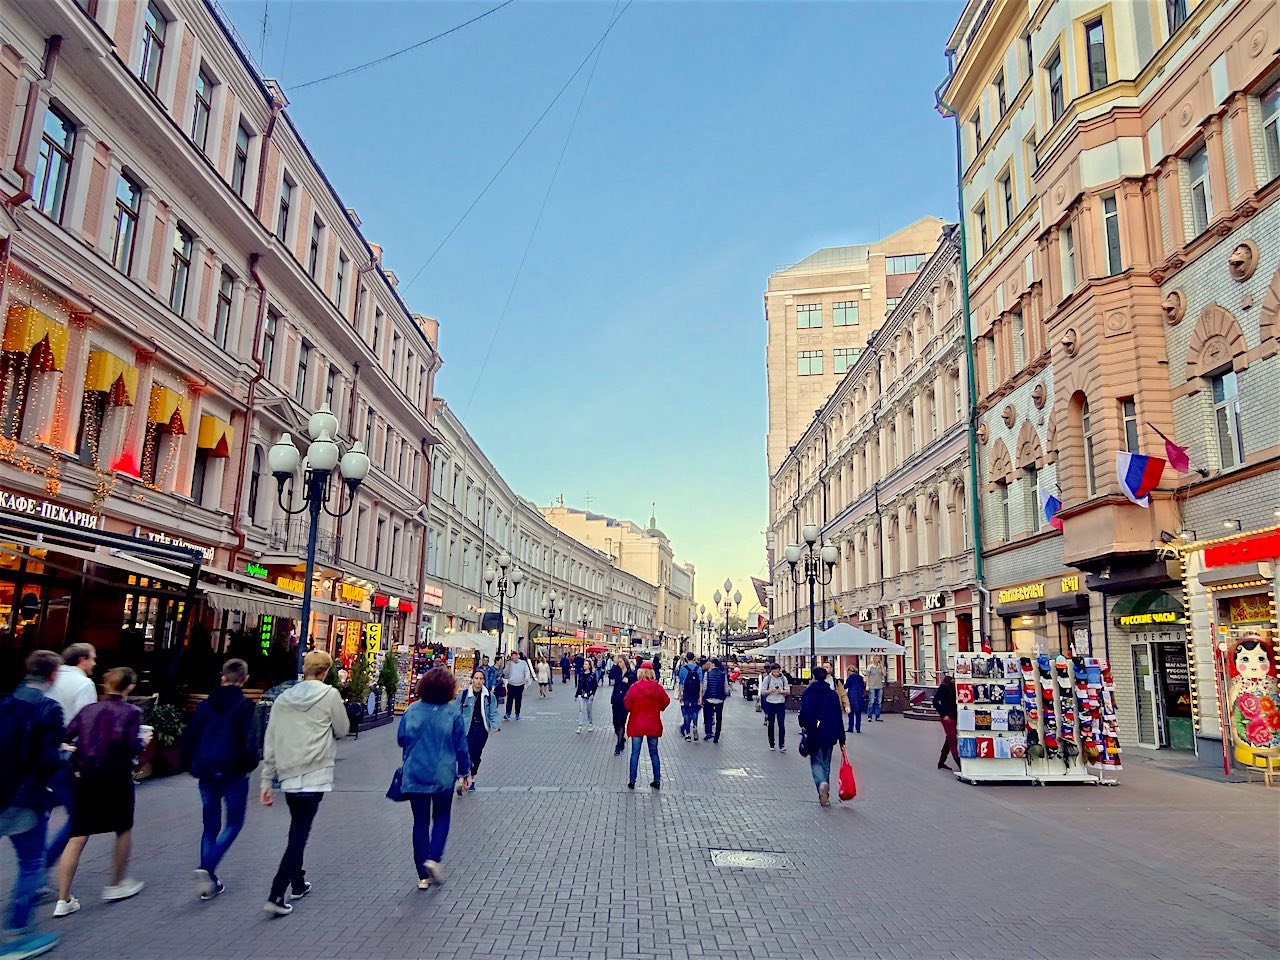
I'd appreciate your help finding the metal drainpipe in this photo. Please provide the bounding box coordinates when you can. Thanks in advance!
[229,253,270,561]
[414,438,433,658]
[252,98,284,221]
[331,361,360,557]
[2,37,61,209]
[935,59,988,652]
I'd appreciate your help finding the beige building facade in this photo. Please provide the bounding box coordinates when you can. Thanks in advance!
[765,217,947,477]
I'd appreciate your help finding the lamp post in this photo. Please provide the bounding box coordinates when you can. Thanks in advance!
[269,404,370,676]
[543,590,561,656]
[785,523,839,673]
[483,553,524,656]
[580,613,590,655]
[714,579,741,661]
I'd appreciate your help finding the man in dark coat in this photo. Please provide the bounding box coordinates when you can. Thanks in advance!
[798,667,846,807]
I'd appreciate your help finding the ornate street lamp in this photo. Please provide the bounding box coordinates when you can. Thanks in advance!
[785,522,839,672]
[483,552,524,656]
[543,590,561,653]
[269,403,370,675]
[714,580,741,661]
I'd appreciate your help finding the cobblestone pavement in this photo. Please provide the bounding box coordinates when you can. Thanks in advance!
[5,679,1278,960]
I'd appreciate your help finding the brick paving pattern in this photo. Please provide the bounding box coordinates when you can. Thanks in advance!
[5,679,1278,959]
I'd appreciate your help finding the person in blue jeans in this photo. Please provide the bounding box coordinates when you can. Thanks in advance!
[397,667,470,889]
[183,658,259,901]
[865,659,886,721]
[798,667,847,807]
[676,654,702,741]
[2,650,65,960]
[623,664,669,790]
[845,666,867,733]
[759,662,789,751]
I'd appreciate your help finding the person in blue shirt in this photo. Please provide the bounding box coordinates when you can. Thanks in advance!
[676,654,703,741]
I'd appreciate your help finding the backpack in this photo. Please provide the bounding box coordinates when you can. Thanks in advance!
[192,705,246,780]
[682,666,701,702]
[0,694,35,809]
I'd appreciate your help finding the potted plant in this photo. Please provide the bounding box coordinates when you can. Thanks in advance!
[378,655,399,716]
[141,703,185,777]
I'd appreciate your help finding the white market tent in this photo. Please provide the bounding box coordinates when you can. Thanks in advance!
[758,622,907,658]
[438,631,498,659]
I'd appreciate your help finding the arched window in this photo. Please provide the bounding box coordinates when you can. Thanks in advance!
[1081,398,1098,496]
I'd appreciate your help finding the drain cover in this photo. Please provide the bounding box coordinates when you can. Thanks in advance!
[710,850,793,870]
[719,768,749,777]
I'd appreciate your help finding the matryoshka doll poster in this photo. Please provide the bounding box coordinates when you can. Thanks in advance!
[1227,634,1280,764]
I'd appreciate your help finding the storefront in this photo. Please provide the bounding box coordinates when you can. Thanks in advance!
[992,574,1092,658]
[1109,591,1191,750]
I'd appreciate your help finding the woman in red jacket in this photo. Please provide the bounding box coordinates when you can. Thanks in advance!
[623,663,670,790]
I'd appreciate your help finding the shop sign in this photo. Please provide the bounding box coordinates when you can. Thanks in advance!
[134,528,215,563]
[423,584,444,608]
[374,594,390,608]
[858,608,874,621]
[244,562,268,579]
[997,582,1045,605]
[276,576,305,594]
[259,614,274,656]
[1205,530,1280,569]
[1229,594,1272,625]
[0,491,100,530]
[1118,611,1180,627]
[1061,575,1081,593]
[923,592,946,611]
[338,582,367,605]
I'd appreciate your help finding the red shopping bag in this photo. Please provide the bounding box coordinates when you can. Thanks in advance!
[838,746,857,801]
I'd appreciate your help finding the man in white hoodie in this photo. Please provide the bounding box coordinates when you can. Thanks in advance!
[259,651,349,917]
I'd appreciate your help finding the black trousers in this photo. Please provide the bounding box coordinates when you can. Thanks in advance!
[467,727,489,777]
[703,700,724,741]
[505,684,526,717]
[269,792,322,901]
[612,701,627,746]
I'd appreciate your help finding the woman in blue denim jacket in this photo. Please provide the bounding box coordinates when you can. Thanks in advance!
[397,668,470,889]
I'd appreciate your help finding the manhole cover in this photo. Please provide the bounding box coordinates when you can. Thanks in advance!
[710,850,793,870]
[719,768,749,777]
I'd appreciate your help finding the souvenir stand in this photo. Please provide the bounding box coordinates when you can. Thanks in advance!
[952,652,1122,786]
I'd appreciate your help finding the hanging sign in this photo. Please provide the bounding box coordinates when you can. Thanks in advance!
[245,562,268,579]
[134,527,215,563]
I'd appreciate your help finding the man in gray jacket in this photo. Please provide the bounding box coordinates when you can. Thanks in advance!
[259,651,349,917]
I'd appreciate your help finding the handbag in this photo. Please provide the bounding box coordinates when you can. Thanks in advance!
[798,729,810,757]
[386,767,407,802]
[837,746,856,801]
[495,679,507,699]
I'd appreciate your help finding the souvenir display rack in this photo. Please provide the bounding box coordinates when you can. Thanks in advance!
[951,653,1121,786]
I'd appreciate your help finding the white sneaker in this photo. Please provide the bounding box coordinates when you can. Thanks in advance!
[194,868,214,899]
[575,726,582,734]
[588,724,594,731]
[52,897,80,918]
[101,879,144,902]
[424,860,445,885]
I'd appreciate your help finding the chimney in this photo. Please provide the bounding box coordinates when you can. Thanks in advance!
[346,207,362,227]
[369,243,382,265]
[264,79,290,109]
[413,313,439,350]
[384,269,399,289]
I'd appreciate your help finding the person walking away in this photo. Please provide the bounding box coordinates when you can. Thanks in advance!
[183,658,258,900]
[701,660,729,744]
[798,667,846,807]
[760,662,789,752]
[934,674,961,771]
[608,655,636,756]
[559,653,571,686]
[400,668,470,889]
[55,667,150,916]
[677,654,702,741]
[2,651,64,960]
[623,664,669,789]
[456,670,499,791]
[45,644,97,883]
[259,651,349,917]
[652,654,662,686]
[575,665,598,733]
[865,658,886,722]
[534,657,551,698]
[845,666,867,734]
[503,652,532,721]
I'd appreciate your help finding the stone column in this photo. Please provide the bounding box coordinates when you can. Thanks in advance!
[1201,112,1230,225]
[1140,170,1163,265]
[62,126,99,237]
[130,187,160,287]
[1159,162,1186,253]
[183,236,209,327]
[1226,93,1256,200]
[97,157,124,258]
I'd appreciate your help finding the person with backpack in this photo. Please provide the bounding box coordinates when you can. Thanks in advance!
[701,660,729,744]
[623,663,670,790]
[456,669,500,790]
[677,654,703,741]
[608,654,636,757]
[798,667,846,807]
[2,650,65,960]
[760,662,789,752]
[575,663,599,734]
[55,667,150,916]
[182,658,258,901]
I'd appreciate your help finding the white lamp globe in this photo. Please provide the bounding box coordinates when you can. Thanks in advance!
[308,429,340,473]
[821,543,839,566]
[784,544,802,565]
[308,403,340,443]
[268,433,300,476]
[802,523,819,545]
[340,441,371,482]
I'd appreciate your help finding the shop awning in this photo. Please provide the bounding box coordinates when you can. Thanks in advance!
[3,304,69,369]
[147,385,189,434]
[84,350,138,405]
[200,582,302,620]
[311,596,372,621]
[197,414,234,457]
[0,536,193,587]
[199,565,372,621]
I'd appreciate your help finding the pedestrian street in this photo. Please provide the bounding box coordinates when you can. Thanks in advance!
[7,683,1277,960]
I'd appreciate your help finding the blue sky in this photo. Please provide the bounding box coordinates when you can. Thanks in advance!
[225,0,962,615]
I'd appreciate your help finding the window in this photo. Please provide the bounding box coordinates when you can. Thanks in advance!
[191,68,213,151]
[371,308,383,354]
[997,480,1011,540]
[1187,144,1212,235]
[797,350,822,376]
[1121,398,1139,453]
[325,365,338,409]
[382,428,393,471]
[929,389,939,437]
[191,448,210,505]
[833,300,859,326]
[885,254,927,275]
[1260,81,1279,183]
[1025,467,1041,531]
[112,174,141,274]
[1211,371,1244,468]
[833,348,859,374]
[390,331,400,377]
[1047,50,1065,122]
[1085,18,1107,91]
[1024,32,1034,81]
[262,309,278,377]
[139,1,166,94]
[335,252,348,310]
[375,518,386,572]
[364,408,374,448]
[35,107,75,222]
[1102,194,1122,275]
[976,204,989,255]
[971,111,982,152]
[995,71,1007,116]
[1167,0,1188,33]
[276,176,293,242]
[1061,225,1077,293]
[1000,173,1015,226]
[1082,400,1098,495]
[213,269,233,348]
[796,303,822,328]
[308,217,323,278]
[886,296,904,313]
[169,226,193,314]
[248,449,262,524]
[953,373,963,423]
[1011,308,1026,368]
[295,340,311,404]
[76,389,107,467]
[232,123,251,197]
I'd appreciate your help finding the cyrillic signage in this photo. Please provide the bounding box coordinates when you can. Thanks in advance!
[1205,530,1280,568]
[997,582,1045,605]
[0,491,99,529]
[245,562,268,579]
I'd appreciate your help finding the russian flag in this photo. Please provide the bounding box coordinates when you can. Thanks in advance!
[1042,492,1064,531]
[1116,452,1165,507]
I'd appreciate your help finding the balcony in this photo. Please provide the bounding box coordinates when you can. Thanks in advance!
[267,519,343,567]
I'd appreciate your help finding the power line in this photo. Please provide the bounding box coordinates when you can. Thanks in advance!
[401,0,633,295]
[460,0,626,416]
[278,0,296,79]
[288,0,518,91]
